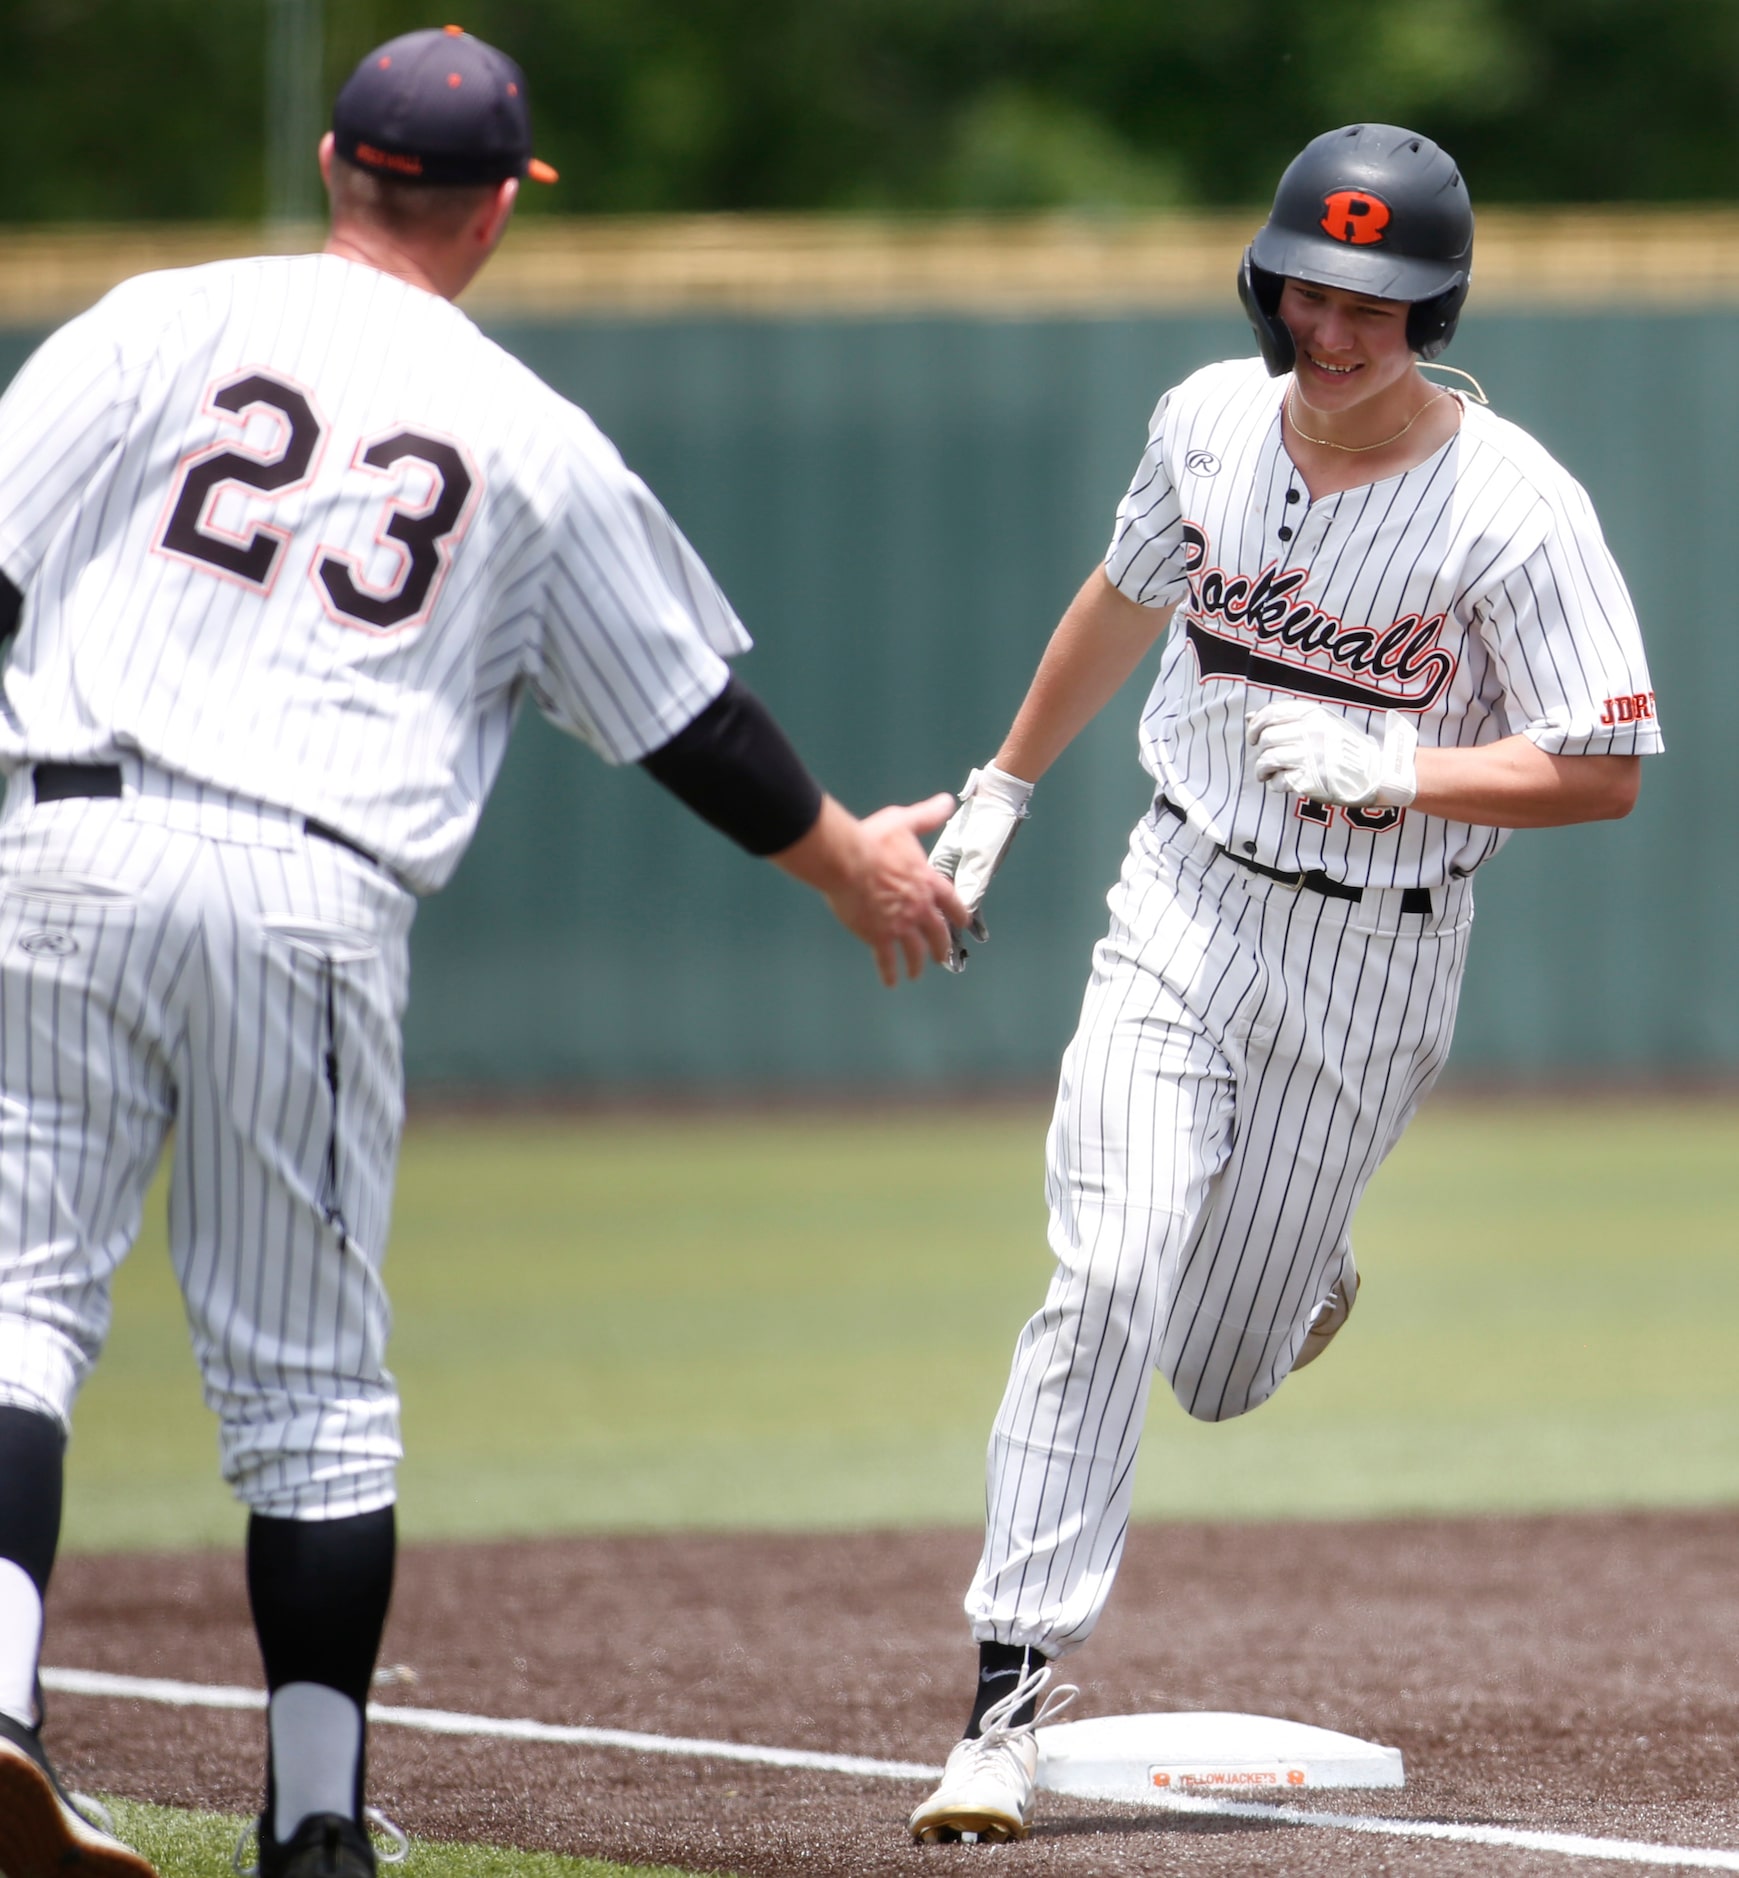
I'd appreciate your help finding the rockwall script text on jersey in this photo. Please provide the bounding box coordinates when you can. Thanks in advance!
[1179,520,1457,713]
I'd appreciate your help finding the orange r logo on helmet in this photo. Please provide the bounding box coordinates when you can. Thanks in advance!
[1321,190,1392,245]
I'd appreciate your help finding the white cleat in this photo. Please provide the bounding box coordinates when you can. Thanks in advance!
[908,1664,1077,1845]
[1294,1259,1359,1371]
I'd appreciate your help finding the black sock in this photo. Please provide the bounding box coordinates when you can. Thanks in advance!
[965,1639,1046,1738]
[0,1407,65,1727]
[0,1406,65,1599]
[246,1506,396,1821]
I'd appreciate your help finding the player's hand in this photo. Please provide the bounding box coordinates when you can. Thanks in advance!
[927,764,1034,972]
[1246,699,1418,809]
[834,794,973,986]
[776,794,970,987]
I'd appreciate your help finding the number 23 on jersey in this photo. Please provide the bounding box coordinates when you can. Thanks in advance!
[156,368,479,634]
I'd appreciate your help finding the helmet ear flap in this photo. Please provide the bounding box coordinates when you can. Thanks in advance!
[1238,249,1295,377]
[1405,279,1470,361]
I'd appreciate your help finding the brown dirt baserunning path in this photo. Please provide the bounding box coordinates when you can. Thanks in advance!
[39,1509,1739,1877]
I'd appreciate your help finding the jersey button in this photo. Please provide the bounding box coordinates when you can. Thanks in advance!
[1242,840,1257,853]
[1277,525,1294,541]
[1285,488,1301,504]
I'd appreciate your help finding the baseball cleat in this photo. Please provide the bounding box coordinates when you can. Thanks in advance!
[243,1807,409,1878]
[0,1710,158,1878]
[908,1663,1077,1844]
[255,1814,374,1878]
[1294,1259,1359,1371]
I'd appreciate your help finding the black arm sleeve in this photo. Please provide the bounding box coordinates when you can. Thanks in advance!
[639,674,825,856]
[0,574,20,648]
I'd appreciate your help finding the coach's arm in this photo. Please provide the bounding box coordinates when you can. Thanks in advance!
[639,673,968,986]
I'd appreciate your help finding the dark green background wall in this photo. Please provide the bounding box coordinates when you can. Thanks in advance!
[0,307,1724,1087]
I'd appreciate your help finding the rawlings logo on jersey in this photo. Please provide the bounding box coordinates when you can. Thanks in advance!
[1179,521,1456,712]
[1320,189,1391,245]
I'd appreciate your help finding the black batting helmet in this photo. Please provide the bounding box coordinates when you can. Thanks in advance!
[1238,123,1473,376]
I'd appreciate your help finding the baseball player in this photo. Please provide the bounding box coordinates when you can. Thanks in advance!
[0,27,968,1878]
[911,122,1662,1844]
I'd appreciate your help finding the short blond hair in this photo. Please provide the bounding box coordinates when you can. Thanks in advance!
[328,154,498,241]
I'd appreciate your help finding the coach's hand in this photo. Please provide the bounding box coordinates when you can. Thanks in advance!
[774,794,971,987]
[928,764,1034,972]
[1247,699,1418,809]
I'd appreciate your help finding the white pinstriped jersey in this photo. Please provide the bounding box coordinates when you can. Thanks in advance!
[0,254,748,893]
[1107,357,1663,888]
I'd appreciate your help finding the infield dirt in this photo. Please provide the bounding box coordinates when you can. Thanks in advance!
[42,1509,1739,1878]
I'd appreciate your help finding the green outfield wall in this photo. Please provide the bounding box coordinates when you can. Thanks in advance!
[0,309,1726,1086]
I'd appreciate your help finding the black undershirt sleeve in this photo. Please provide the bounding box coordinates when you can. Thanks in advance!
[639,674,825,857]
[0,574,21,648]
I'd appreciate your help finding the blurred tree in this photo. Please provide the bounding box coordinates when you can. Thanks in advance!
[0,0,265,219]
[0,0,1737,221]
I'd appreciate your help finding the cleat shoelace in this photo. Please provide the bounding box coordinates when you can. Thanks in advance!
[364,1808,409,1866]
[975,1660,1080,1746]
[915,1662,1080,1840]
[67,1789,121,1834]
[232,1809,408,1877]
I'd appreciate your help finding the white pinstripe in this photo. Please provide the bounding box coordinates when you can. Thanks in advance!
[0,251,758,1521]
[969,807,1471,1649]
[1108,359,1661,889]
[0,786,412,1517]
[964,356,1655,1656]
[0,255,746,896]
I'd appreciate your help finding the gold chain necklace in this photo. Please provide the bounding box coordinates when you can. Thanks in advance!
[1285,385,1447,454]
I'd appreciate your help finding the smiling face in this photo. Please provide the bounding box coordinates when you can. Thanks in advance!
[1278,277,1426,434]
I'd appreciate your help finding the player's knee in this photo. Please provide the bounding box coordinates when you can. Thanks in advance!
[0,1316,88,1432]
[1171,1387,1251,1425]
[230,1457,399,1522]
[1157,1352,1280,1423]
[219,1389,402,1520]
[0,1383,71,1434]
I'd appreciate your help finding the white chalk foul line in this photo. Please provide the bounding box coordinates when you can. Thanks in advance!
[1153,1793,1739,1873]
[42,1666,1739,1872]
[39,1667,942,1782]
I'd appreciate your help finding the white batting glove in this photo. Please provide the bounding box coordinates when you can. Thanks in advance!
[1246,699,1418,809]
[928,763,1034,973]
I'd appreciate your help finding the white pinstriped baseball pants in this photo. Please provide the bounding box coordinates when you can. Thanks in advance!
[0,773,413,1519]
[967,802,1474,1654]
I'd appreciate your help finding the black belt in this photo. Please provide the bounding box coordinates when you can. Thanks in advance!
[31,763,384,874]
[1158,797,1431,916]
[33,761,121,802]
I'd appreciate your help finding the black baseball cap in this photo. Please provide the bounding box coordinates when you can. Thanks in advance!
[333,25,558,188]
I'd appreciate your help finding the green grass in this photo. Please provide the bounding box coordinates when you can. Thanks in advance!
[59,1097,1739,1553]
[102,1799,720,1878]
